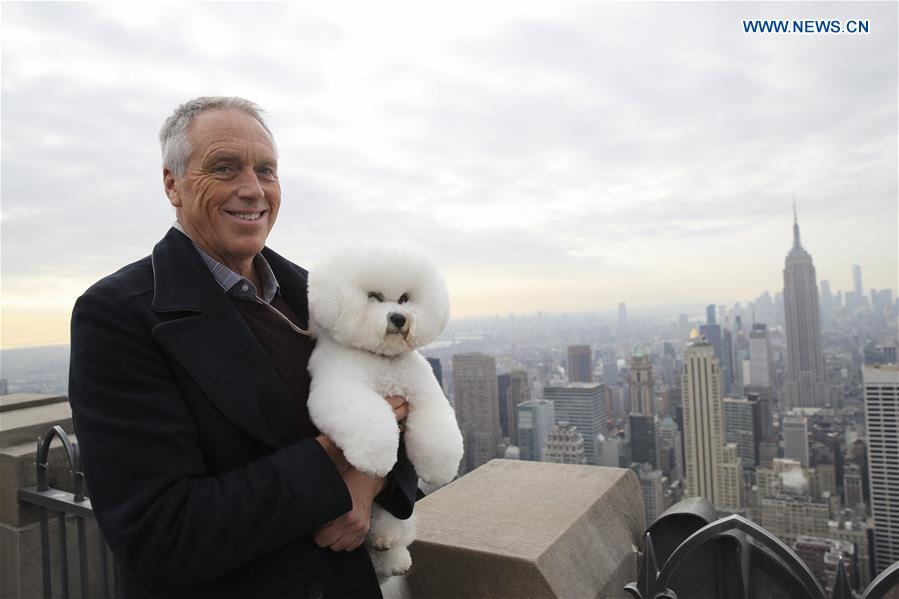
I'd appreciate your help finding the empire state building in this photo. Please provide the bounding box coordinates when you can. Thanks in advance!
[782,208,829,408]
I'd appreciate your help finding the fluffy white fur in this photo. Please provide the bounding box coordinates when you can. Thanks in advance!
[306,242,464,579]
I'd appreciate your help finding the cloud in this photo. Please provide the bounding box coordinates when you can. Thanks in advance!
[1,2,896,346]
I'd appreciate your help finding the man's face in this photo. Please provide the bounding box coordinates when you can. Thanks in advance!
[164,108,280,270]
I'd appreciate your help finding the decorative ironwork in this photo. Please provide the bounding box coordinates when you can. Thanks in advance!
[626,497,899,599]
[17,427,118,598]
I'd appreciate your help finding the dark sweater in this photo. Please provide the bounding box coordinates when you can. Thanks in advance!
[230,294,320,440]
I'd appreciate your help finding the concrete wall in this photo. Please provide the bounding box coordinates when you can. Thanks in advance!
[383,459,645,599]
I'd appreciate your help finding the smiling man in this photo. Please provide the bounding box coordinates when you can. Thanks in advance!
[68,97,418,599]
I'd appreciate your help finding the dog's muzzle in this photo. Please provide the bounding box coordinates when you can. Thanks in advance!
[386,312,409,335]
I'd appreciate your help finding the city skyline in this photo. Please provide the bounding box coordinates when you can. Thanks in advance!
[2,2,897,349]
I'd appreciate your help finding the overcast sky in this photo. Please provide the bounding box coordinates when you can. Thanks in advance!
[2,2,896,348]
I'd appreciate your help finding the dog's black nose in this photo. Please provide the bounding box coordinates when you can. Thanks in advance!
[388,313,406,328]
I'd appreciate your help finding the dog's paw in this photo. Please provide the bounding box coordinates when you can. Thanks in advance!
[343,444,397,478]
[370,545,412,578]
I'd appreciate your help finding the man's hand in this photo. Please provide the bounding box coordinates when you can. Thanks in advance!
[385,395,408,432]
[313,467,386,552]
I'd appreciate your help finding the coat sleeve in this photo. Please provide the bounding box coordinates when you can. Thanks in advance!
[374,439,418,519]
[68,290,353,596]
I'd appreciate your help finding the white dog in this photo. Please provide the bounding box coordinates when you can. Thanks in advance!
[306,243,464,579]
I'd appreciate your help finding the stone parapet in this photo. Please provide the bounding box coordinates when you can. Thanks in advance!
[384,459,644,599]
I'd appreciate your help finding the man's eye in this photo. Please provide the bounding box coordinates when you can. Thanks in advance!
[257,166,276,176]
[213,165,234,174]
[368,292,384,302]
[398,293,409,304]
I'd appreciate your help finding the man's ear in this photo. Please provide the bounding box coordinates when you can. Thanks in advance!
[163,168,181,207]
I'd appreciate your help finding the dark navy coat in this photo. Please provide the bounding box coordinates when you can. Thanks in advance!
[69,228,417,598]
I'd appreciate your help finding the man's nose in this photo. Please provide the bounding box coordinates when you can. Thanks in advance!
[388,313,406,329]
[236,168,265,200]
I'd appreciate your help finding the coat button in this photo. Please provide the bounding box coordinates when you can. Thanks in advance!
[307,582,324,599]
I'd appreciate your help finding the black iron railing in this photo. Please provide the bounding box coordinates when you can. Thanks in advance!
[625,497,899,599]
[17,426,118,599]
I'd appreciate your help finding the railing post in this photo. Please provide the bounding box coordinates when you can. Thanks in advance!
[27,426,92,599]
[57,511,70,599]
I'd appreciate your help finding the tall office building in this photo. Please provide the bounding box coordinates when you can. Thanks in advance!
[544,383,608,465]
[784,415,810,468]
[843,463,864,510]
[853,264,864,303]
[659,416,684,483]
[749,324,775,387]
[629,414,660,469]
[567,345,594,383]
[863,364,899,573]
[506,370,530,446]
[723,396,761,469]
[543,421,586,464]
[597,435,631,468]
[783,209,829,408]
[517,399,555,462]
[618,302,628,329]
[629,352,655,415]
[602,351,619,387]
[719,443,744,511]
[497,373,511,439]
[453,353,502,473]
[744,385,774,440]
[722,327,736,394]
[637,465,666,524]
[681,334,727,509]
[700,306,727,392]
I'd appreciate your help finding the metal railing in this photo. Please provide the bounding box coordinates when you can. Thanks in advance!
[17,426,118,599]
[625,497,899,599]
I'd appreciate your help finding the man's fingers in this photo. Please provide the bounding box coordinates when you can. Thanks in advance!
[314,526,339,548]
[384,395,406,409]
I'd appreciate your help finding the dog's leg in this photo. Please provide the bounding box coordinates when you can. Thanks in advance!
[369,505,415,550]
[402,356,465,484]
[308,380,400,477]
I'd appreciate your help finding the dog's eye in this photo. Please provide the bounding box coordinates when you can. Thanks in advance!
[398,293,409,304]
[368,292,384,302]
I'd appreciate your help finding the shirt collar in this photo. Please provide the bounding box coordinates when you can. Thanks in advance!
[171,220,280,303]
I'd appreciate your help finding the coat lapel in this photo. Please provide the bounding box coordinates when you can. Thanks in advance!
[149,228,303,449]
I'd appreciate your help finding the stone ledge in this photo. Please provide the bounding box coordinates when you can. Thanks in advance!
[385,459,644,599]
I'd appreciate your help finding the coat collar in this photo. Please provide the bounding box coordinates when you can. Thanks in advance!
[149,227,311,449]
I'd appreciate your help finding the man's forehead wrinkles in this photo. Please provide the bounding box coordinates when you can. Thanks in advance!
[200,142,277,164]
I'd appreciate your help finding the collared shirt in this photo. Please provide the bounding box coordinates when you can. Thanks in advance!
[172,221,280,304]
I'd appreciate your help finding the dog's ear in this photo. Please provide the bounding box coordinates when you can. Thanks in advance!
[307,271,343,332]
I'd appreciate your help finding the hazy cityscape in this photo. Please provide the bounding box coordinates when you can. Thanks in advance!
[2,213,896,595]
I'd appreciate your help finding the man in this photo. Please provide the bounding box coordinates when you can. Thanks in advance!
[68,97,418,598]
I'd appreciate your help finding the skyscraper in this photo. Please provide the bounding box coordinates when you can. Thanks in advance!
[629,352,654,415]
[452,353,502,473]
[497,372,511,439]
[630,414,660,469]
[723,396,761,469]
[544,383,608,465]
[783,415,810,468]
[853,264,863,302]
[506,370,530,446]
[783,208,829,408]
[517,399,555,462]
[602,351,619,386]
[749,324,774,387]
[700,305,726,392]
[863,364,899,573]
[567,345,593,383]
[681,334,727,509]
